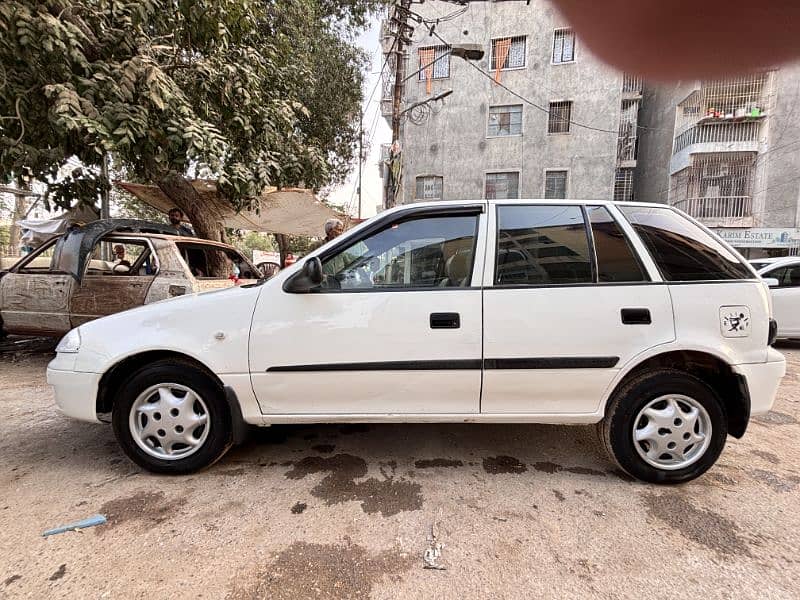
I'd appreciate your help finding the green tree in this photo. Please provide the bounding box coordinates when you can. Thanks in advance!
[0,0,381,240]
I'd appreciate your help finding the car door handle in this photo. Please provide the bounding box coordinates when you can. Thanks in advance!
[430,312,460,329]
[621,308,651,325]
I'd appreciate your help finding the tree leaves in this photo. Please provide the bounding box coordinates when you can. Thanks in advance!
[0,0,381,209]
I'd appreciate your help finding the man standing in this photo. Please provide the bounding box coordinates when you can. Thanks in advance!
[167,208,196,237]
[311,218,344,251]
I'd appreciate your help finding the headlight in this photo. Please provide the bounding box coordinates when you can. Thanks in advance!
[56,329,81,354]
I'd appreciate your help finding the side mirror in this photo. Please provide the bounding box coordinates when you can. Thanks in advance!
[284,257,324,293]
[763,277,780,288]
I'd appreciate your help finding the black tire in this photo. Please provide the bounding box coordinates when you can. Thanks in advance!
[112,360,233,474]
[599,368,727,484]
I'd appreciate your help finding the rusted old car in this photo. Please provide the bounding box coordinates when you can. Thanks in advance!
[0,220,262,337]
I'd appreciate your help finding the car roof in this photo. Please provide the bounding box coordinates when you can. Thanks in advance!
[756,257,800,272]
[105,232,239,251]
[397,199,668,208]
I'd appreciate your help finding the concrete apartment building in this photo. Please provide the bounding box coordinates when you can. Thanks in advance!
[636,71,800,257]
[382,1,800,257]
[382,1,642,207]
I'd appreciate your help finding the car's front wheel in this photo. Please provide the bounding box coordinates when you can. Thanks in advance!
[112,360,233,474]
[600,369,727,484]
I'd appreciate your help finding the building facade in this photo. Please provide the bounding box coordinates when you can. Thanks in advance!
[382,1,800,257]
[381,1,640,207]
[636,70,800,257]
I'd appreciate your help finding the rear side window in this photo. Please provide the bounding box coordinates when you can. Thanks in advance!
[620,206,752,281]
[495,205,592,285]
[587,206,647,282]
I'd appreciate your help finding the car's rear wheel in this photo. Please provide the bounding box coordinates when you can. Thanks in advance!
[112,360,232,474]
[600,369,727,484]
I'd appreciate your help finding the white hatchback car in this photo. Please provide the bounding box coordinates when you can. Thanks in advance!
[47,200,786,483]
[757,257,800,339]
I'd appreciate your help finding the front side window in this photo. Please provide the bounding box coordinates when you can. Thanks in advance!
[490,36,526,70]
[321,215,478,290]
[587,206,647,282]
[488,104,523,136]
[552,28,575,63]
[620,206,752,281]
[548,101,572,134]
[418,45,450,80]
[495,205,591,285]
[544,170,567,199]
[415,175,443,200]
[486,172,519,200]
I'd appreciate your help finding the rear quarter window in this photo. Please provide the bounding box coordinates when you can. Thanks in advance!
[620,206,752,281]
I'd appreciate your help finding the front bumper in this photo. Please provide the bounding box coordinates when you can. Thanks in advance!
[46,364,102,423]
[733,348,787,415]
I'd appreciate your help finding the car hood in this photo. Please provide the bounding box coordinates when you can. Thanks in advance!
[71,284,262,374]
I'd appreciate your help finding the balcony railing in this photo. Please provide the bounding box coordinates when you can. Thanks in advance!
[673,196,752,219]
[622,74,642,95]
[617,136,638,161]
[673,121,761,154]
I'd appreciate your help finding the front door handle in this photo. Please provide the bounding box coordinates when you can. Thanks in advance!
[430,312,460,329]
[621,308,651,325]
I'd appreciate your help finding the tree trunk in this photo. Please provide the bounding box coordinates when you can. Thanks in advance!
[274,233,289,267]
[156,171,226,242]
[8,186,28,256]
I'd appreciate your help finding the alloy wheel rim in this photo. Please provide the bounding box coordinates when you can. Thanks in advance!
[632,394,712,471]
[129,383,210,461]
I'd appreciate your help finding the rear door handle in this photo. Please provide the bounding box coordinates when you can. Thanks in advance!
[430,312,460,329]
[621,308,651,325]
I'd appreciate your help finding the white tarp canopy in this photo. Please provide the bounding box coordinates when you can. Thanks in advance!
[16,205,99,246]
[117,180,347,238]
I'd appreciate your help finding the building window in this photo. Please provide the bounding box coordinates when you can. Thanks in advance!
[490,36,526,71]
[418,45,450,80]
[544,170,568,199]
[670,154,756,219]
[613,168,635,202]
[488,105,523,136]
[485,172,520,200]
[617,99,640,161]
[548,101,572,134]
[552,28,575,63]
[415,175,443,200]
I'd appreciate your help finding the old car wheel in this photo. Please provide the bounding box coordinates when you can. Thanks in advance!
[600,369,727,484]
[112,361,232,474]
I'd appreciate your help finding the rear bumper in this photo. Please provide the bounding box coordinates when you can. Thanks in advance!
[46,366,102,423]
[734,348,786,415]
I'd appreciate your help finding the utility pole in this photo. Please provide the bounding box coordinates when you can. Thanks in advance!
[387,0,412,209]
[100,152,110,220]
[357,109,363,219]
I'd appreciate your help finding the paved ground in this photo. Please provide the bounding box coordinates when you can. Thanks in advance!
[1,340,799,599]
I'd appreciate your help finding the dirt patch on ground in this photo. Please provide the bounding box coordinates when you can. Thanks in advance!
[311,444,336,454]
[751,450,780,464]
[483,456,527,474]
[97,489,187,532]
[48,564,66,581]
[414,458,464,469]
[533,462,607,477]
[642,492,753,557]
[749,469,800,493]
[753,411,797,425]
[228,541,413,600]
[285,454,422,517]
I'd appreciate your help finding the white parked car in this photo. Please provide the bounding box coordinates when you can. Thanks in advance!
[47,200,786,483]
[757,257,800,339]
